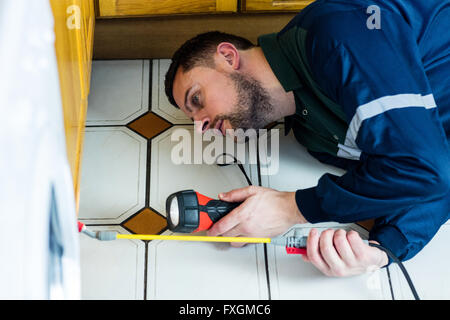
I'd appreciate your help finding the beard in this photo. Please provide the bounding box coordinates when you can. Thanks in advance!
[213,72,274,131]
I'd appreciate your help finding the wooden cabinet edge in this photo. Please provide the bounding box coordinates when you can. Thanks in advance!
[96,0,238,18]
[73,98,88,214]
[240,0,314,12]
[51,0,94,215]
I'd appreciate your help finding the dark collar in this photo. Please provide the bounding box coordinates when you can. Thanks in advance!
[258,33,303,92]
[258,33,304,135]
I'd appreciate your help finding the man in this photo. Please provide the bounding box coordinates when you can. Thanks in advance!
[164,0,450,277]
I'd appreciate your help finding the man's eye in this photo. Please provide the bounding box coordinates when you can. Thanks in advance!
[192,94,200,105]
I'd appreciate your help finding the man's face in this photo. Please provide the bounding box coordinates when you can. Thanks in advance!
[172,65,274,135]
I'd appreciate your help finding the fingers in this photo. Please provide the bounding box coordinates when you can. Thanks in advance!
[218,224,247,248]
[206,207,242,237]
[346,230,367,259]
[333,229,357,264]
[208,186,260,237]
[306,228,331,275]
[319,229,347,275]
[368,240,389,267]
[306,228,360,277]
[219,186,259,203]
[207,216,249,248]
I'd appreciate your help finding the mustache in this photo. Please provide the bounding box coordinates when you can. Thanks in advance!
[210,114,253,131]
[210,114,254,132]
[210,115,227,130]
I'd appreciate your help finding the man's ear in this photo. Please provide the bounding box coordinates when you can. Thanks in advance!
[216,42,240,71]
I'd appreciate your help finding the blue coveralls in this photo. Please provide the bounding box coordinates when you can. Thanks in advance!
[277,0,450,262]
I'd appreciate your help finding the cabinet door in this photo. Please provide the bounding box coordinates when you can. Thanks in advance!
[97,0,237,18]
[242,0,314,12]
[50,0,95,212]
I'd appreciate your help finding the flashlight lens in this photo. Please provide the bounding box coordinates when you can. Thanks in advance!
[169,196,179,227]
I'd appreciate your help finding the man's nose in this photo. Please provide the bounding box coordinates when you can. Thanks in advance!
[194,117,211,134]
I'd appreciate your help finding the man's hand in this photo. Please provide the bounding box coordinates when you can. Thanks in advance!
[302,228,389,276]
[207,186,307,246]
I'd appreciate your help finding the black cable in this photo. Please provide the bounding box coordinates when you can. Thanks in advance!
[215,153,420,300]
[215,153,253,186]
[369,242,420,300]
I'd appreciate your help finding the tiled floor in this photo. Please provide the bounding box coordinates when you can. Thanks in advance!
[78,59,450,300]
[79,226,145,299]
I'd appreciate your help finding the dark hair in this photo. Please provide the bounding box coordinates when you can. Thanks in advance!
[164,31,255,108]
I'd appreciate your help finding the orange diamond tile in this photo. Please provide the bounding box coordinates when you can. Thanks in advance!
[123,208,167,235]
[127,112,172,139]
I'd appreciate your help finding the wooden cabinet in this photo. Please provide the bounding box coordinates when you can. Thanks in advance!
[97,0,238,18]
[95,0,314,18]
[241,0,314,12]
[50,0,95,212]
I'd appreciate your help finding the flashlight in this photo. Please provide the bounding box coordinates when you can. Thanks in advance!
[166,190,241,233]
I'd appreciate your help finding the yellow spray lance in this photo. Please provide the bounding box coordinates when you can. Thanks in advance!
[78,221,307,254]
